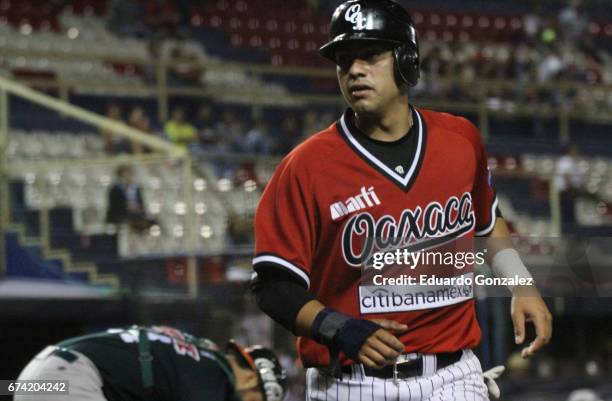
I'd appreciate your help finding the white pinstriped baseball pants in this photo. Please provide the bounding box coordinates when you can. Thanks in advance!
[306,349,489,401]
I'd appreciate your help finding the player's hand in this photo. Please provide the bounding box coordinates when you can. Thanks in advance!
[511,285,552,358]
[357,327,405,369]
[368,319,408,334]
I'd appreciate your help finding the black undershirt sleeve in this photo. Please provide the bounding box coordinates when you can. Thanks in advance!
[250,265,316,335]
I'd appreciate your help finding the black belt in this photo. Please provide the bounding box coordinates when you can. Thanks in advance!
[341,351,462,379]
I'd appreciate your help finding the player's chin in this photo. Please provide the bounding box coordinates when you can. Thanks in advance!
[350,98,376,114]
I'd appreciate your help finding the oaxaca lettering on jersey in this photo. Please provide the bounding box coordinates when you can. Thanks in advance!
[341,192,475,267]
[359,272,474,314]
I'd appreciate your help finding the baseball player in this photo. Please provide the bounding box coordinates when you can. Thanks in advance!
[251,1,552,400]
[15,325,286,401]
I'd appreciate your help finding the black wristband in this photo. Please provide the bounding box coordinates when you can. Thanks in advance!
[311,308,350,345]
[311,308,381,361]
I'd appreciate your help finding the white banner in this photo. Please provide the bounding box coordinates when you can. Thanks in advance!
[359,272,474,314]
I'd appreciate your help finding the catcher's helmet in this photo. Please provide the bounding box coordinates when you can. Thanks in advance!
[319,0,420,86]
[227,341,287,401]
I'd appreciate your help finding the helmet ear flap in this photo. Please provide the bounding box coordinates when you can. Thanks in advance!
[393,44,420,87]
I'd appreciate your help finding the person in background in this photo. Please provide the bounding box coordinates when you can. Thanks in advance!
[244,118,272,154]
[128,106,153,154]
[106,165,155,231]
[164,107,197,150]
[169,45,203,86]
[215,108,238,138]
[558,0,588,44]
[228,120,247,153]
[522,4,542,44]
[106,0,145,38]
[144,0,181,38]
[101,103,133,155]
[271,113,300,155]
[299,110,319,143]
[555,144,586,233]
[195,102,217,148]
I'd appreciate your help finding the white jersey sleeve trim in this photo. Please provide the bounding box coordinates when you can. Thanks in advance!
[253,255,311,289]
[475,195,499,236]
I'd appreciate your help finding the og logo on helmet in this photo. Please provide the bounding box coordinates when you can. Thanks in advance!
[345,4,367,30]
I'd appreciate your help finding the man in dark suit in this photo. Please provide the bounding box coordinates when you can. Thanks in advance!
[106,165,155,231]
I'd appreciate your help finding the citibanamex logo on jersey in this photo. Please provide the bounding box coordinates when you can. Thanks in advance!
[345,4,368,30]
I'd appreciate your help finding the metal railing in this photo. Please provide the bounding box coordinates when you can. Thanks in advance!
[3,47,612,143]
[0,76,202,296]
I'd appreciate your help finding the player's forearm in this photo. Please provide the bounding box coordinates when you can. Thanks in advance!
[294,300,326,337]
[484,218,514,261]
[485,218,533,290]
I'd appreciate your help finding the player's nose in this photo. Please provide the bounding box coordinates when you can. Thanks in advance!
[347,58,369,77]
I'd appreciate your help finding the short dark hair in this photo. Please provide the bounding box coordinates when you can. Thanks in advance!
[116,165,133,178]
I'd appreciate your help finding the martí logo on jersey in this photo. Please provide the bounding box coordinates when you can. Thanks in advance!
[330,186,381,221]
[342,192,476,267]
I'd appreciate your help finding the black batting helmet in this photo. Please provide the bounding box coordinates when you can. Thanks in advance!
[319,0,420,86]
[227,341,287,401]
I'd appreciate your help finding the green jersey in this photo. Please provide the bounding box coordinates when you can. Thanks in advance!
[57,326,238,401]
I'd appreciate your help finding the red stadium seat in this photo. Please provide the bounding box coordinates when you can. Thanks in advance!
[458,31,471,42]
[461,15,474,28]
[284,38,301,51]
[304,40,318,53]
[271,53,284,65]
[234,0,248,14]
[267,37,282,50]
[494,17,506,30]
[302,22,315,35]
[228,16,243,32]
[412,11,424,26]
[248,35,263,48]
[510,17,522,31]
[230,33,244,47]
[445,14,458,28]
[588,22,600,35]
[264,18,278,30]
[429,13,441,27]
[208,14,223,28]
[246,17,261,31]
[441,31,454,42]
[191,14,203,27]
[284,20,298,34]
[425,29,438,41]
[319,22,329,35]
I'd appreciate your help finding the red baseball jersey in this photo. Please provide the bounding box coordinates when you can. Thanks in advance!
[253,107,498,367]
